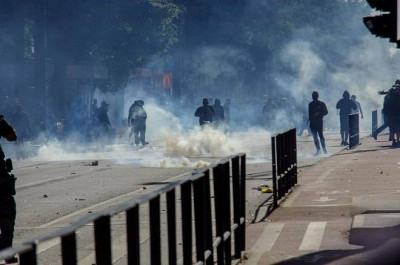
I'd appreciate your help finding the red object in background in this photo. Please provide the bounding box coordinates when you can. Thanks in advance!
[163,73,173,89]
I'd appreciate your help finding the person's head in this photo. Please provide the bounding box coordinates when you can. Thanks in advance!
[138,100,144,106]
[351,95,356,100]
[312,91,319,100]
[395,79,400,85]
[203,98,209,106]
[343,90,350,99]
[215,98,221,105]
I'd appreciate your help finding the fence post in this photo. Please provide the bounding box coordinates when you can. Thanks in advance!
[213,164,225,265]
[193,174,206,263]
[166,190,177,265]
[61,233,77,265]
[203,169,214,265]
[19,245,37,265]
[372,110,378,135]
[94,216,112,265]
[349,113,360,149]
[240,154,246,251]
[126,205,140,265]
[181,180,193,265]
[232,156,242,259]
[271,136,278,208]
[222,161,231,265]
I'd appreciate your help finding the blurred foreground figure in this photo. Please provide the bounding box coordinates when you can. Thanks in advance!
[195,98,215,126]
[336,90,357,146]
[128,100,148,146]
[0,116,18,264]
[309,91,328,156]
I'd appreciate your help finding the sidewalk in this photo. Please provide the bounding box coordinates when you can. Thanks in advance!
[242,135,400,265]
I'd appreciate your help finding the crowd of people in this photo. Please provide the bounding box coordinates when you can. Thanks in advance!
[194,97,231,131]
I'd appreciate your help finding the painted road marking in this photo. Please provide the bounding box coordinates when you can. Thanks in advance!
[314,197,336,202]
[352,215,365,228]
[299,222,326,251]
[248,223,285,263]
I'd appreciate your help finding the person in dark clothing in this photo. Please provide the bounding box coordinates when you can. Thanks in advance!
[128,100,148,146]
[309,91,328,156]
[262,98,278,131]
[10,104,31,142]
[336,90,357,146]
[195,98,215,126]
[298,98,312,136]
[223,98,231,132]
[0,116,18,264]
[383,87,400,146]
[213,98,224,129]
[96,100,112,139]
[373,79,400,141]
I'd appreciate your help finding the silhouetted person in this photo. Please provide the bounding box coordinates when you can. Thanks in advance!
[336,90,357,146]
[383,87,400,146]
[373,79,400,141]
[128,100,148,146]
[298,98,312,136]
[351,95,364,119]
[195,98,215,126]
[223,98,231,132]
[96,100,112,138]
[0,116,18,264]
[213,98,224,129]
[309,91,328,156]
[10,104,31,142]
[262,98,278,131]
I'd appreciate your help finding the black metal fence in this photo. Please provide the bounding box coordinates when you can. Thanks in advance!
[372,110,378,135]
[271,128,297,208]
[0,154,247,265]
[349,113,360,149]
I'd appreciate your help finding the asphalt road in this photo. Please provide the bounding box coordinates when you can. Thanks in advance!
[1,129,352,264]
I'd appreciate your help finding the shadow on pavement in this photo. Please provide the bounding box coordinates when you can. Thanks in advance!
[274,222,400,265]
[250,194,274,224]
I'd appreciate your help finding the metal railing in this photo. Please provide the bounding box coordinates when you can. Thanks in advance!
[271,128,297,208]
[0,154,247,265]
[372,110,378,135]
[349,113,360,149]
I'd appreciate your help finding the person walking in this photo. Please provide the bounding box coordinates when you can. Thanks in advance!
[128,100,148,146]
[351,95,364,119]
[336,91,357,146]
[309,91,328,156]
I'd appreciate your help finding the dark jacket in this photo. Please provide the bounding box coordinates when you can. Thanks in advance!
[336,98,357,116]
[195,105,215,125]
[213,99,224,122]
[308,100,328,128]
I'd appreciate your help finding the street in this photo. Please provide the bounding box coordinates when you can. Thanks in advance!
[5,130,348,264]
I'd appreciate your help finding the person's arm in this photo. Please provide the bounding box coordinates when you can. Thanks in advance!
[358,102,364,118]
[195,107,200,117]
[322,102,328,116]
